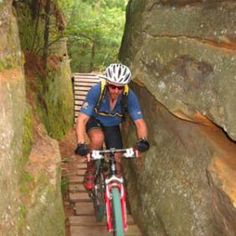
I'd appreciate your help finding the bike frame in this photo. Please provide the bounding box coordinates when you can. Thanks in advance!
[91,148,135,233]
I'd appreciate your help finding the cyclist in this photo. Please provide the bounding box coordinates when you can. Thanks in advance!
[75,63,150,190]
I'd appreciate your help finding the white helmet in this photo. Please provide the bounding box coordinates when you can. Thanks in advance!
[102,63,131,85]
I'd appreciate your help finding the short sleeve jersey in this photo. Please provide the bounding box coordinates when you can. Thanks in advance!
[80,83,143,126]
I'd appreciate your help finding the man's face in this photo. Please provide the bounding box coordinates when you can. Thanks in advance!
[107,84,124,100]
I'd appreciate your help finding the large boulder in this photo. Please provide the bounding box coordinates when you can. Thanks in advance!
[120,1,236,235]
[121,1,236,141]
[123,85,236,236]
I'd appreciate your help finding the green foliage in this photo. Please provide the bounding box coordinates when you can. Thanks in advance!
[19,171,34,195]
[58,0,127,72]
[17,108,34,232]
[61,176,69,194]
[22,103,33,159]
[0,56,17,71]
[16,2,44,54]
[15,0,64,56]
[19,103,34,196]
[0,50,24,72]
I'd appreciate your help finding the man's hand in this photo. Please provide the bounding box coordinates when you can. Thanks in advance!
[135,138,150,153]
[75,143,89,156]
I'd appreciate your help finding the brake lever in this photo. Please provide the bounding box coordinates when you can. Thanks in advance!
[123,148,135,158]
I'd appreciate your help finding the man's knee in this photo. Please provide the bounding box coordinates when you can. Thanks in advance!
[88,129,104,148]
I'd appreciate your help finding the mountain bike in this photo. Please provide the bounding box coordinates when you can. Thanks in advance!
[88,147,136,236]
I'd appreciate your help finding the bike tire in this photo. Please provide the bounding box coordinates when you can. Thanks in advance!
[112,188,124,236]
[93,171,105,222]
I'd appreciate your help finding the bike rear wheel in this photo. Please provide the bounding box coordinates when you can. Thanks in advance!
[93,168,105,222]
[112,187,124,236]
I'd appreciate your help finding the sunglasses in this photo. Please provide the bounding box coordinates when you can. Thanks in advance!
[108,84,124,91]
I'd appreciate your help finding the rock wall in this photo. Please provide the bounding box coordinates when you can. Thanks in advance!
[0,0,25,234]
[0,0,71,234]
[22,123,65,236]
[120,1,236,235]
[36,50,74,140]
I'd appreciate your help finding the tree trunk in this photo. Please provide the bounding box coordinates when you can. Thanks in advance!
[31,0,41,52]
[90,41,95,72]
[43,0,51,70]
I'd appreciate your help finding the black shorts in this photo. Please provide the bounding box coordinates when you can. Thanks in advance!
[86,117,123,149]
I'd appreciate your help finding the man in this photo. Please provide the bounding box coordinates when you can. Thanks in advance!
[75,63,149,190]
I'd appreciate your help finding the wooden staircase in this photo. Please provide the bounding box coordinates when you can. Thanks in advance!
[72,73,101,123]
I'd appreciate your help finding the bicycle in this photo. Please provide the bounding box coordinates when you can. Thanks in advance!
[88,147,136,236]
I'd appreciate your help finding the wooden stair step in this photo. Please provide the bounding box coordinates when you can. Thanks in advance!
[69,156,86,163]
[77,163,87,169]
[77,168,86,175]
[74,91,88,96]
[69,192,91,202]
[74,83,97,86]
[73,78,100,82]
[70,225,110,236]
[74,202,94,215]
[69,215,106,226]
[69,184,85,192]
[69,175,84,183]
[70,225,142,236]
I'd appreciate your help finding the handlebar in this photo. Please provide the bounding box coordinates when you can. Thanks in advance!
[90,148,136,160]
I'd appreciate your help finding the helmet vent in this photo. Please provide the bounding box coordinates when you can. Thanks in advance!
[103,63,131,85]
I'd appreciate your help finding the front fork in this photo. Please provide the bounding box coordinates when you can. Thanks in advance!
[105,176,127,232]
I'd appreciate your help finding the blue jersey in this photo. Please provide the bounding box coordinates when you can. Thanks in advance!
[80,83,143,126]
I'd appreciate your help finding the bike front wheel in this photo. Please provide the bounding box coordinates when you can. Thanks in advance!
[112,187,124,236]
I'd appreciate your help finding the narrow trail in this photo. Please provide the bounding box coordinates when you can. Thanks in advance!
[60,129,142,236]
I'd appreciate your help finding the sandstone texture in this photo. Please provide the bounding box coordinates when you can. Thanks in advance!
[22,123,65,236]
[121,1,236,140]
[0,0,25,234]
[120,1,236,235]
[0,0,67,234]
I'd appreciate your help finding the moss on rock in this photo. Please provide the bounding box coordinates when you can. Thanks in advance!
[22,103,33,159]
[37,59,73,140]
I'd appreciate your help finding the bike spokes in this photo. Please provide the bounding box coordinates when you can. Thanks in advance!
[92,171,105,222]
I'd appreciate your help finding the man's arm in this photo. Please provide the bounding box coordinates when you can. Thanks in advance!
[76,113,90,144]
[134,118,148,140]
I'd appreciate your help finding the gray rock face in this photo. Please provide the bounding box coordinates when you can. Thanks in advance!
[120,1,236,235]
[123,85,236,236]
[120,0,236,141]
[0,0,25,234]
[124,86,211,236]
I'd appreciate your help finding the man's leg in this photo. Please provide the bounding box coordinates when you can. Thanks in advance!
[84,118,104,190]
